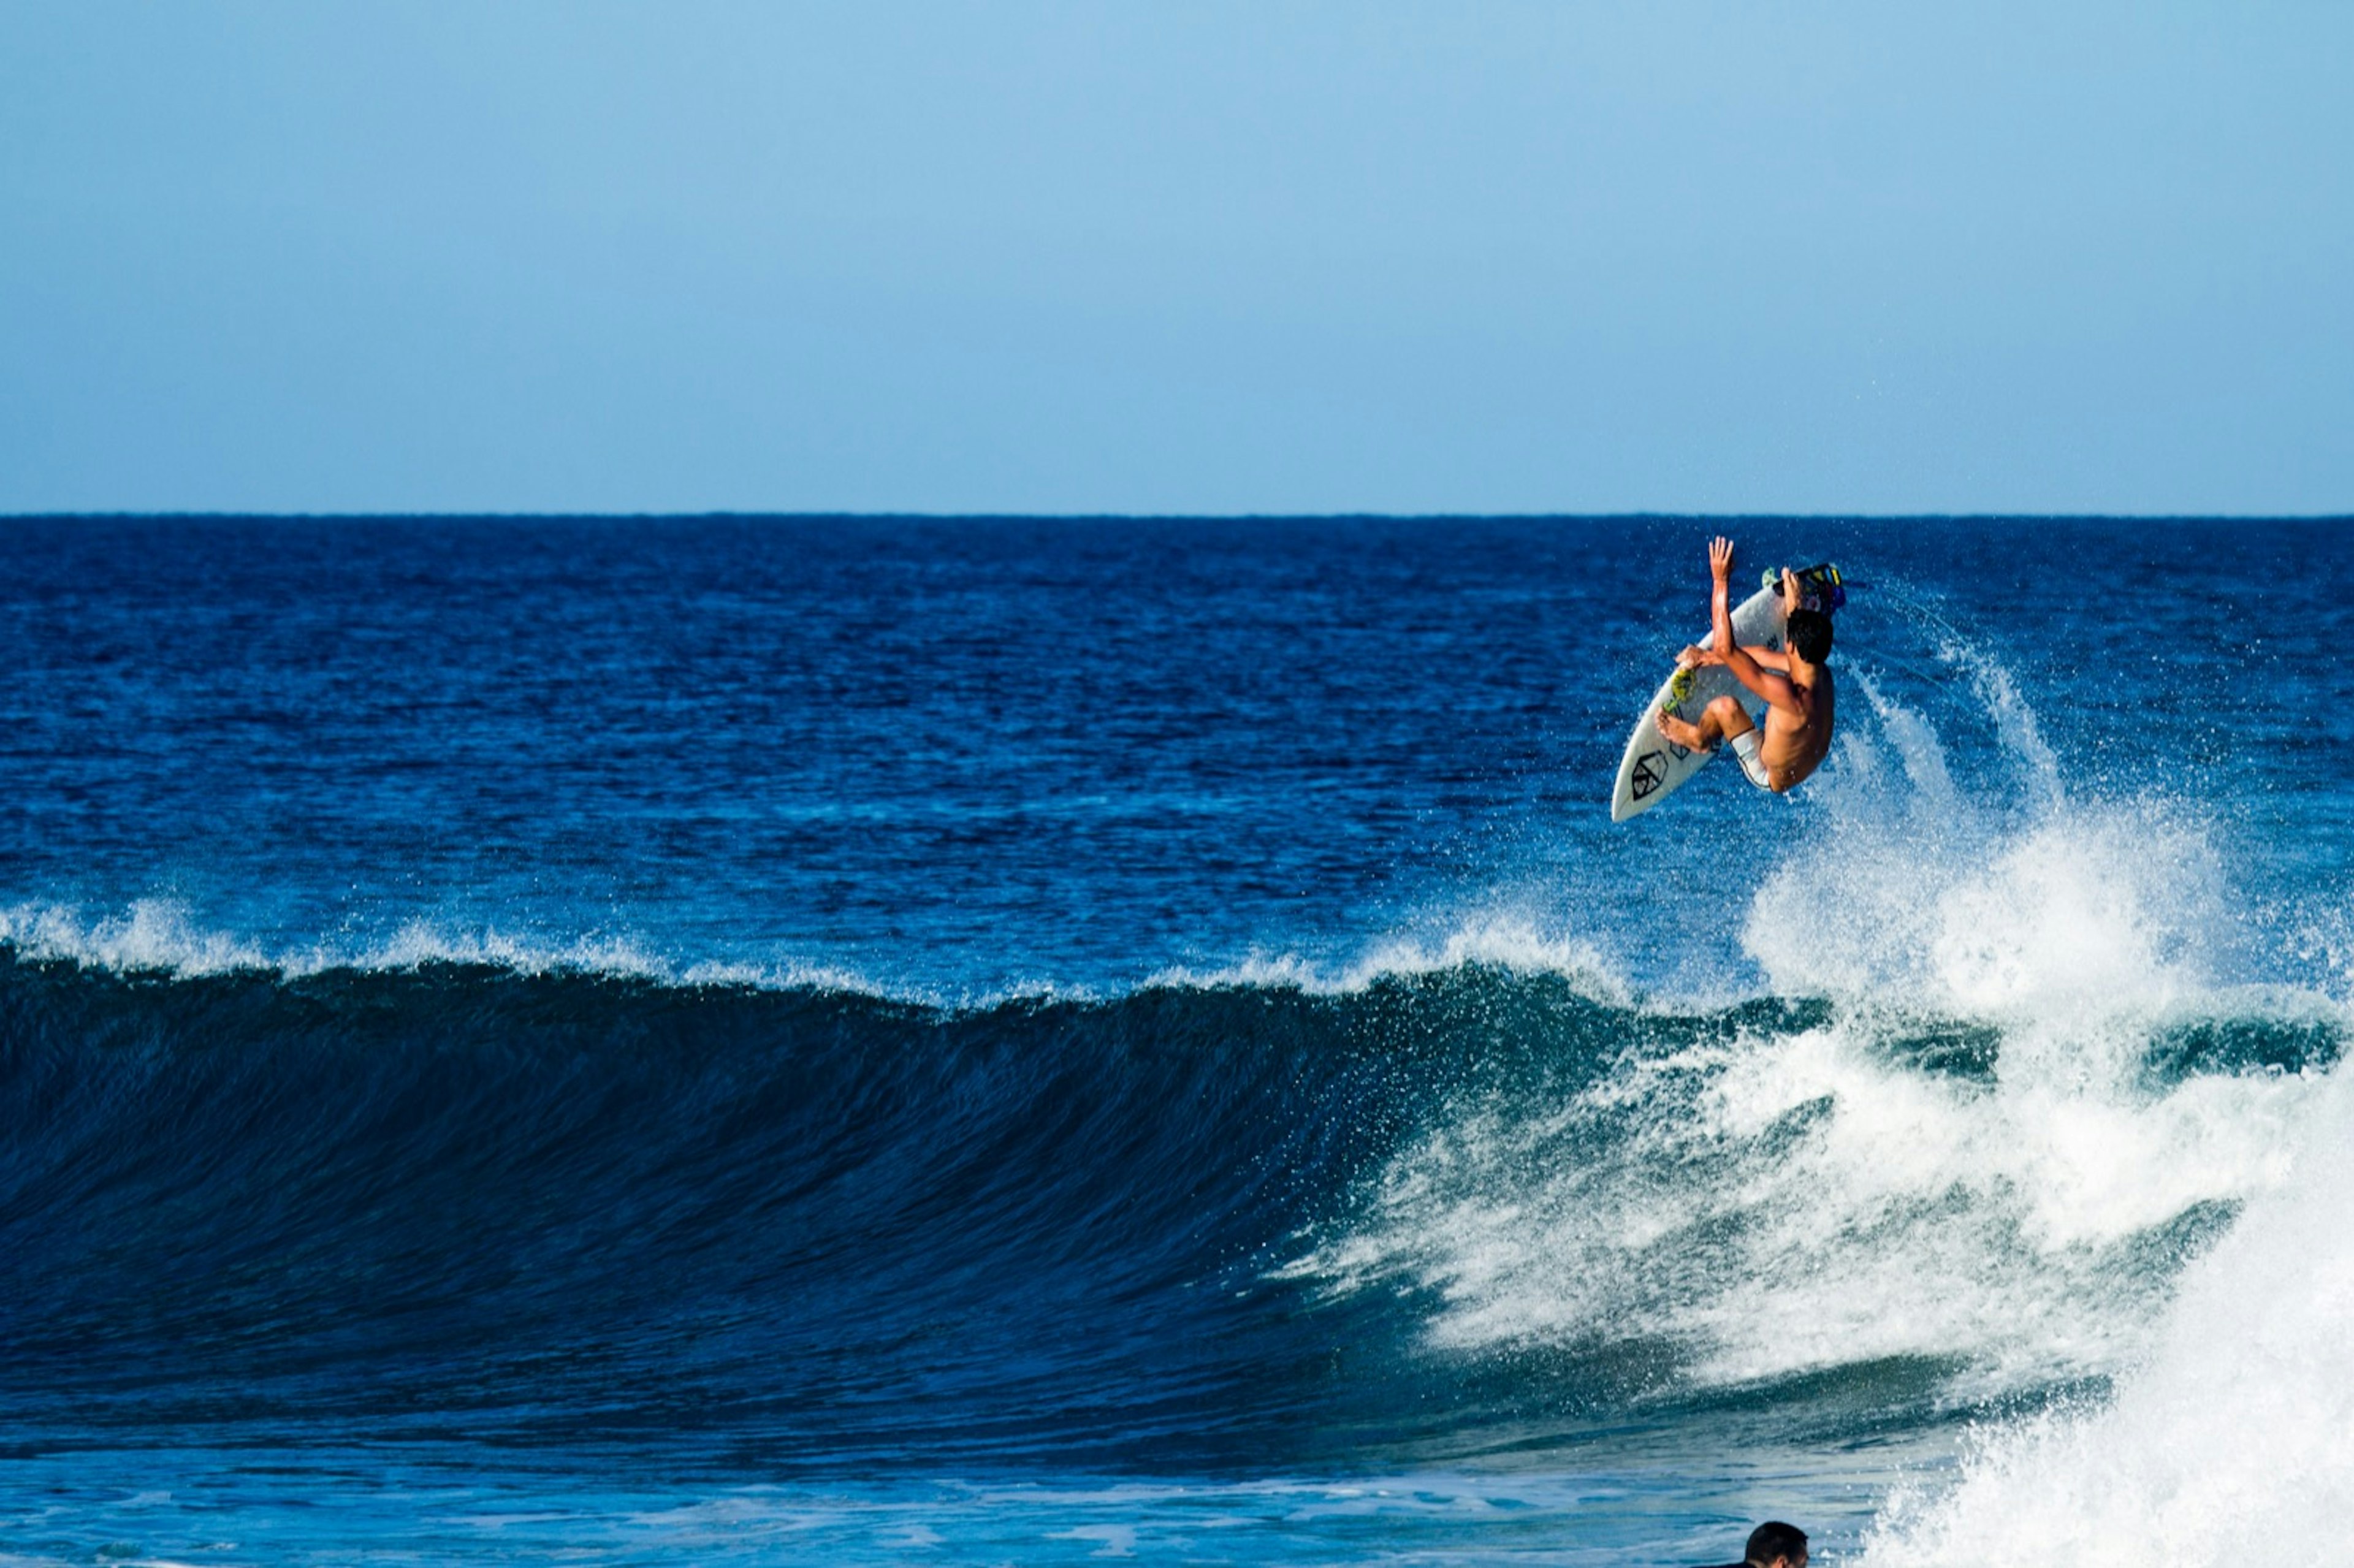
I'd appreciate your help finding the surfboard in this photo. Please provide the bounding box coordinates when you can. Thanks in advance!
[1608,579,1792,823]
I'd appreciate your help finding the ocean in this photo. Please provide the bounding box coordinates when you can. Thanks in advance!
[1,515,2347,1565]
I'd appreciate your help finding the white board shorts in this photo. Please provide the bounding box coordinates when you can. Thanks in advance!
[1727,729,1775,791]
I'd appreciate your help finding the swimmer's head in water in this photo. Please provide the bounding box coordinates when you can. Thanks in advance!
[1746,1520,1809,1568]
[1785,609,1834,664]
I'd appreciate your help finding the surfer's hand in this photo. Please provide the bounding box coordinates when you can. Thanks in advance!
[1710,537,1734,582]
[1677,645,1716,669]
[1781,567,1802,612]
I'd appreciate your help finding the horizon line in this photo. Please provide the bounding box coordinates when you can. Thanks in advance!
[5,509,2351,524]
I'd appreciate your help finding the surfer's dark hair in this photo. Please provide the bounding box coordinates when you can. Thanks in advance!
[1745,1521,1808,1565]
[1785,609,1833,663]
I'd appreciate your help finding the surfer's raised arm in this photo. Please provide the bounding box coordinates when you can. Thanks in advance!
[1705,538,1808,719]
[1707,536,1738,650]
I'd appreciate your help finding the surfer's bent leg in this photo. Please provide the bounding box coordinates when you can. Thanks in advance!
[1727,728,1776,790]
[1656,694,1754,755]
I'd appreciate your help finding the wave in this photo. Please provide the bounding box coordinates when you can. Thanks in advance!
[4,630,2347,1491]
[0,935,2336,1474]
[1280,645,2341,1401]
[0,946,1632,1468]
[1286,981,2334,1401]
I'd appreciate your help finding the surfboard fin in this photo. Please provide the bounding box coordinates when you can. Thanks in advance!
[1761,563,1848,614]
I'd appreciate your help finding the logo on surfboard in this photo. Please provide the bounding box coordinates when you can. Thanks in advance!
[1630,750,1669,800]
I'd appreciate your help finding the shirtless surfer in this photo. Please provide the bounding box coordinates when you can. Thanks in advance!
[1653,536,1834,793]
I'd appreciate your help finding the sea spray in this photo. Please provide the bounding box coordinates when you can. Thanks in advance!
[1292,658,2335,1413]
[1862,1068,2354,1567]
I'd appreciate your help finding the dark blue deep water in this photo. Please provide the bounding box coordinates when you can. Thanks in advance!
[4,516,2352,1565]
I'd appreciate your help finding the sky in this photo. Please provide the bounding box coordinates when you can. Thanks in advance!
[2,2,2348,516]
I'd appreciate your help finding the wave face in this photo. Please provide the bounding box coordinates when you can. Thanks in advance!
[3,942,2336,1481]
[0,953,1494,1471]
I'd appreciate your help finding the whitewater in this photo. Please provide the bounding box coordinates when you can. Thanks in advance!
[0,515,2347,1564]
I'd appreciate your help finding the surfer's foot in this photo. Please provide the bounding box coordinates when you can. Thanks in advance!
[1656,709,1710,752]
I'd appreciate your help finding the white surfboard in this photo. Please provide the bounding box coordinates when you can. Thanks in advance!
[1609,580,1790,822]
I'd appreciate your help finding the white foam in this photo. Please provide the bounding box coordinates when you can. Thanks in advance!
[1288,651,2346,1401]
[1286,994,2329,1395]
[355,918,676,980]
[0,897,905,1000]
[1745,656,2243,1018]
[0,898,273,976]
[1862,1069,2354,1568]
[1746,807,2235,1021]
[0,896,1639,1011]
[1150,913,1633,1003]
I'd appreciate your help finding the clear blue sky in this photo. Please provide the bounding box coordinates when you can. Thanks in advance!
[4,2,2348,516]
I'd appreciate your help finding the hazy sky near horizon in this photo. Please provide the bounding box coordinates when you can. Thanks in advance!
[4,2,2348,516]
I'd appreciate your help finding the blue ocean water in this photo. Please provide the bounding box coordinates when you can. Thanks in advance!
[2,515,2351,1566]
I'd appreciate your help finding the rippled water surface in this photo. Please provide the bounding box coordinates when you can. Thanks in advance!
[2,515,2349,1564]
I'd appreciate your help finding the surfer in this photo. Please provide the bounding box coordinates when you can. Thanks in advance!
[1701,1520,1809,1568]
[1654,536,1834,793]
